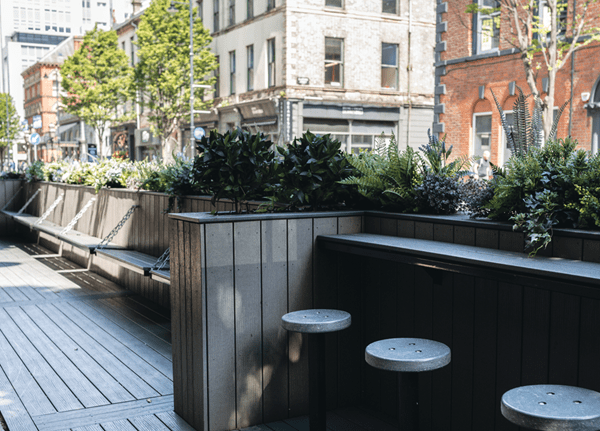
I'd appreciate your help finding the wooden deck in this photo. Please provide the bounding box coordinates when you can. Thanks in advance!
[0,239,396,431]
[0,239,191,431]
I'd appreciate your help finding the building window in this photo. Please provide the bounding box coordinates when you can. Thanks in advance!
[130,36,135,66]
[325,0,342,8]
[539,0,567,38]
[229,50,236,95]
[324,37,343,86]
[267,0,275,10]
[228,0,235,26]
[381,43,398,89]
[382,0,397,14]
[476,0,500,53]
[267,38,275,87]
[198,0,203,20]
[474,114,492,157]
[247,0,253,19]
[213,0,219,31]
[214,55,220,97]
[247,44,254,91]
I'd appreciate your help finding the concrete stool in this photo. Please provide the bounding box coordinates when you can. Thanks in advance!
[281,309,351,431]
[365,338,451,430]
[501,385,600,431]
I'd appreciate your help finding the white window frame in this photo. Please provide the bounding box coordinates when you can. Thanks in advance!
[472,111,493,158]
[476,0,500,54]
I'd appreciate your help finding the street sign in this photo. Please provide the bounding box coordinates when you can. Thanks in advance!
[30,133,40,146]
[32,115,42,129]
[193,127,206,140]
[21,119,29,131]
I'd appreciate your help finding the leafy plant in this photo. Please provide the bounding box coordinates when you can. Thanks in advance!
[419,130,472,177]
[340,135,422,211]
[491,86,568,157]
[272,131,354,210]
[459,178,496,218]
[415,174,462,214]
[157,156,200,212]
[25,161,44,182]
[194,128,275,213]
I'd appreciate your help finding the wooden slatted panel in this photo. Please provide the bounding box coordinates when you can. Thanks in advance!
[261,219,289,423]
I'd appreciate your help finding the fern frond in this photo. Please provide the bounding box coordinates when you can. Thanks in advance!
[548,99,570,142]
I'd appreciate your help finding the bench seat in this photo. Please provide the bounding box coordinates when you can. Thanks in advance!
[95,249,160,276]
[318,233,600,288]
[150,269,170,285]
[2,211,38,228]
[57,230,125,253]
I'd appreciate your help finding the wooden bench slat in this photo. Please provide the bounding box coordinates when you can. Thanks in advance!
[150,269,170,285]
[318,233,600,288]
[95,249,160,276]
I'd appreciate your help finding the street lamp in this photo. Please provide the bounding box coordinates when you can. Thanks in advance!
[167,0,211,157]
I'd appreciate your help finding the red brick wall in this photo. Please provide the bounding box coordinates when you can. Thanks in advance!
[439,0,600,162]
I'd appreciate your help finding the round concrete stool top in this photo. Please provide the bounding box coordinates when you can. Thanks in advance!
[365,338,451,372]
[281,309,351,333]
[501,385,600,431]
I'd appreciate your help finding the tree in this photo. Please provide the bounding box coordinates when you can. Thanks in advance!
[135,0,217,150]
[0,93,20,166]
[466,0,600,139]
[61,26,134,157]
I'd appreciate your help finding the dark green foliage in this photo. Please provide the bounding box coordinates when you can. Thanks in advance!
[194,128,275,213]
[0,171,23,179]
[25,161,44,182]
[416,174,461,215]
[459,179,496,218]
[272,131,354,210]
[144,157,200,212]
[419,130,472,177]
[340,136,422,211]
[491,86,568,157]
[487,138,598,255]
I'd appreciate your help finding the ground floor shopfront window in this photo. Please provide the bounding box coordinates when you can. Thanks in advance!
[303,118,396,153]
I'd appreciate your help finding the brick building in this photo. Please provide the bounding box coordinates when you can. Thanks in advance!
[436,0,600,166]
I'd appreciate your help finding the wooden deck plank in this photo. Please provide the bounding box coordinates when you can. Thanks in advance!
[32,396,174,431]
[20,304,136,404]
[76,298,172,358]
[154,411,196,431]
[0,308,84,412]
[99,419,138,431]
[56,301,173,395]
[36,303,161,400]
[66,301,172,374]
[104,295,171,331]
[4,306,110,408]
[0,327,56,416]
[128,414,172,431]
[0,361,38,431]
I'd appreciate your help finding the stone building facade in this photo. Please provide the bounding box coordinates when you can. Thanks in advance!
[193,0,436,152]
[436,0,600,166]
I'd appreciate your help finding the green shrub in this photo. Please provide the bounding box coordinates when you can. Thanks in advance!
[486,138,598,255]
[25,161,44,182]
[194,128,275,213]
[416,174,462,214]
[272,131,354,210]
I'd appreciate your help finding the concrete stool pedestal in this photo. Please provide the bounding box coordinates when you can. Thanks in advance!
[501,385,600,431]
[281,309,351,431]
[365,338,451,431]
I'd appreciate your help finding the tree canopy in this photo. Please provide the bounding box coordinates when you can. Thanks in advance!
[0,93,21,163]
[135,0,218,149]
[61,26,134,156]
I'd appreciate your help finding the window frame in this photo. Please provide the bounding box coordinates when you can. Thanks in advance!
[324,37,344,87]
[213,0,219,31]
[474,0,500,54]
[382,0,397,14]
[267,38,275,87]
[381,42,398,90]
[325,0,343,8]
[214,55,220,97]
[228,0,235,26]
[247,0,253,19]
[247,44,254,92]
[229,50,236,95]
[472,111,493,157]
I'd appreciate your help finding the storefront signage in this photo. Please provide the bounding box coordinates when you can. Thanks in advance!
[297,77,310,85]
[342,106,363,115]
[141,130,150,143]
[32,115,42,129]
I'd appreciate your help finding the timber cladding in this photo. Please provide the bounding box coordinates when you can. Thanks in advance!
[0,180,23,234]
[169,214,364,431]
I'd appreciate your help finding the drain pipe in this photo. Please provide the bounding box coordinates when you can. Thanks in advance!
[406,0,413,148]
[568,0,577,137]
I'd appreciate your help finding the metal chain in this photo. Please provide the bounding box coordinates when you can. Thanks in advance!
[97,205,139,251]
[153,248,170,271]
[17,189,41,215]
[60,197,96,235]
[34,193,64,224]
[1,186,23,211]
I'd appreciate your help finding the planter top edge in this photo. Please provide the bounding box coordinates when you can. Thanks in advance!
[169,210,367,224]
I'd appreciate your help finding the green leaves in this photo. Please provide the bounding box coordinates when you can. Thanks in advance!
[0,93,20,150]
[135,0,217,144]
[61,26,134,148]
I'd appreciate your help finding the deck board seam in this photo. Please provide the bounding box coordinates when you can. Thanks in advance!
[0,291,136,309]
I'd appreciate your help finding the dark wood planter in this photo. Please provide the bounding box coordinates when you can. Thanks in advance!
[170,210,600,431]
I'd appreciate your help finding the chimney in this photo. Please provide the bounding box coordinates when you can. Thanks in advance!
[132,0,142,14]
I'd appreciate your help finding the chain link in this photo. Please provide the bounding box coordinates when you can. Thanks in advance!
[96,205,139,251]
[17,189,41,215]
[153,248,170,271]
[34,193,64,224]
[60,197,96,235]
